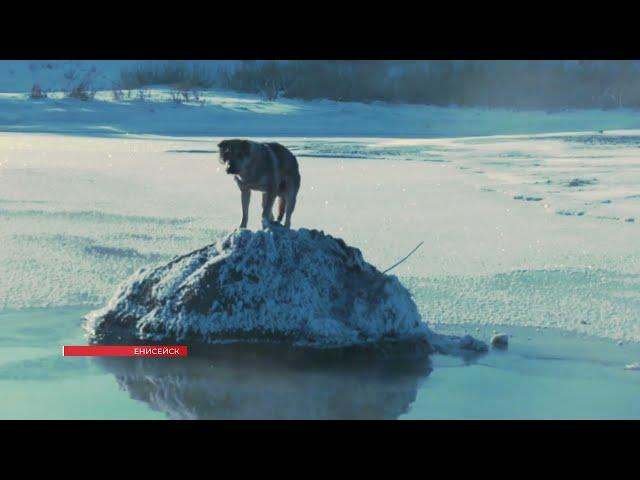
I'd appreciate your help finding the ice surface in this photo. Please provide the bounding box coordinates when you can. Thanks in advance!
[3,305,640,419]
[0,101,638,344]
[95,350,431,419]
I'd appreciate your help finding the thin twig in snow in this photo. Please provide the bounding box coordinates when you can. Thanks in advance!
[382,241,424,274]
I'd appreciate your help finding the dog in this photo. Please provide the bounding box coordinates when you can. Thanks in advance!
[218,139,301,229]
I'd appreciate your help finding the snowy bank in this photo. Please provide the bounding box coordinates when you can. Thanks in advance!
[3,60,640,139]
[3,88,640,139]
[85,226,485,355]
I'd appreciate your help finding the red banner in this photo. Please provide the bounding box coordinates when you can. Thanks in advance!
[62,346,188,357]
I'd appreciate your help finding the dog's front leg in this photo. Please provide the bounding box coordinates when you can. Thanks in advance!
[240,188,250,229]
[261,187,277,229]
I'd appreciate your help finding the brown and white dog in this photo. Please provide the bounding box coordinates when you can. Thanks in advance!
[218,139,301,229]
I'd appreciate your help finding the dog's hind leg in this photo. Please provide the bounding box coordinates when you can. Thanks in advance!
[261,189,277,228]
[276,195,286,224]
[284,191,297,229]
[240,188,250,229]
[261,192,275,222]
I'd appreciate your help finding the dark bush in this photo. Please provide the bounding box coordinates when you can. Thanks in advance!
[67,81,95,101]
[29,84,47,99]
[120,61,215,89]
[218,60,640,110]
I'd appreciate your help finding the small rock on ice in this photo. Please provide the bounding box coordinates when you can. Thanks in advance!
[459,334,488,353]
[491,333,509,350]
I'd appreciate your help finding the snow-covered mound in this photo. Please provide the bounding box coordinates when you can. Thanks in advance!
[85,227,438,352]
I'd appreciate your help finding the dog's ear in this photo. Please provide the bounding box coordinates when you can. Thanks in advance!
[217,140,227,163]
[239,140,251,155]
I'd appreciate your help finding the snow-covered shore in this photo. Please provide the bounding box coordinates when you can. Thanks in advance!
[3,87,640,139]
[3,60,640,139]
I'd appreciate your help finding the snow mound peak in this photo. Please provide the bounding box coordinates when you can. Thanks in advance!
[85,226,434,352]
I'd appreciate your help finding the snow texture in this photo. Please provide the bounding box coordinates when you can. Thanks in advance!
[2,131,639,343]
[85,226,455,353]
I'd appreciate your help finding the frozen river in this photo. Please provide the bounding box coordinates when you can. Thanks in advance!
[1,131,639,418]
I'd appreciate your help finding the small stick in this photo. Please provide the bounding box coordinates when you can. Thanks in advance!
[382,241,424,274]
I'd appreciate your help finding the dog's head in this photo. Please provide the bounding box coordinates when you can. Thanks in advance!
[218,139,251,176]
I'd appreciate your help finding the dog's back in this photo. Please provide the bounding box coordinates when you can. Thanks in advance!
[264,142,299,177]
[264,142,300,191]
